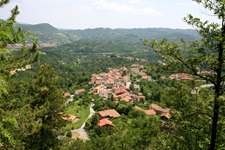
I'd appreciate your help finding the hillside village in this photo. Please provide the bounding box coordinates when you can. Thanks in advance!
[64,63,216,128]
[89,64,148,103]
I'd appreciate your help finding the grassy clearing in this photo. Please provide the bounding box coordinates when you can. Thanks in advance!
[63,103,90,130]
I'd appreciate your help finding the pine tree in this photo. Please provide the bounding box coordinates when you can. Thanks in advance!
[21,64,65,150]
[0,0,39,148]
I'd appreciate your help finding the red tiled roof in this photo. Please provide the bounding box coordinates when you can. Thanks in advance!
[98,109,120,118]
[160,113,171,119]
[121,96,133,102]
[99,90,110,95]
[134,106,144,111]
[62,114,76,122]
[161,76,166,79]
[115,89,127,95]
[75,89,85,93]
[134,106,156,115]
[137,95,145,99]
[64,92,71,97]
[97,118,115,127]
[150,104,170,114]
[169,73,192,80]
[150,104,163,111]
[142,75,152,80]
[145,109,156,115]
[106,79,114,84]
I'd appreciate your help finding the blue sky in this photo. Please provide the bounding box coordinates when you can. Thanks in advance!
[0,0,219,29]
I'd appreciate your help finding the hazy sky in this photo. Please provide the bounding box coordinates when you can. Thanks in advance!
[0,0,219,29]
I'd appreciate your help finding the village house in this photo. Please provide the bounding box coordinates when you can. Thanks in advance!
[134,106,156,115]
[169,73,192,80]
[61,114,77,122]
[98,109,121,119]
[106,79,114,89]
[99,90,110,98]
[161,76,166,79]
[142,75,152,80]
[97,118,115,127]
[74,89,85,95]
[63,92,71,98]
[150,104,171,119]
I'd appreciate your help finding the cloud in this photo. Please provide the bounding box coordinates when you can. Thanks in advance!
[129,0,141,4]
[93,0,162,16]
[139,7,162,15]
[176,1,198,6]
[94,0,132,13]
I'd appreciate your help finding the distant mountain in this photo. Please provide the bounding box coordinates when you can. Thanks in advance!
[21,23,58,33]
[20,23,76,44]
[63,27,201,42]
[20,23,201,45]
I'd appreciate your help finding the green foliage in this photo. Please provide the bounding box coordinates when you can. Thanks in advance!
[145,0,225,149]
[21,64,65,149]
[0,1,40,148]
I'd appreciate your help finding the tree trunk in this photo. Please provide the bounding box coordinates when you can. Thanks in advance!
[209,11,225,149]
[209,96,219,150]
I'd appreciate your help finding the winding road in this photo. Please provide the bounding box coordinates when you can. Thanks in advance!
[72,104,95,140]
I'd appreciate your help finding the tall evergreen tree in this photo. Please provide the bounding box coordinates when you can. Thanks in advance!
[0,1,67,149]
[0,0,39,148]
[22,64,65,150]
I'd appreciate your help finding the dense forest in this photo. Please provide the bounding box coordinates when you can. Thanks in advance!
[1,0,225,150]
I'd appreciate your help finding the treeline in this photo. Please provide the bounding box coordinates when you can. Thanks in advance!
[40,40,156,59]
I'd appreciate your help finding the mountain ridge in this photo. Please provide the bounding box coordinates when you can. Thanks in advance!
[20,23,201,45]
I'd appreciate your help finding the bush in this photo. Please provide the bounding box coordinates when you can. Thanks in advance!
[66,131,72,138]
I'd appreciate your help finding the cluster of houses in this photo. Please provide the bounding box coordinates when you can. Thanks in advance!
[89,65,148,103]
[134,104,171,119]
[162,70,216,81]
[168,73,193,80]
[97,103,171,128]
[97,109,121,127]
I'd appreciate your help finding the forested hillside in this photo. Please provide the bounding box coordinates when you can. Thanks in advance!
[21,23,201,45]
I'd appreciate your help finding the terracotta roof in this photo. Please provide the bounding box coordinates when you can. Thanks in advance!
[137,95,145,99]
[106,79,114,84]
[115,89,127,95]
[64,92,71,97]
[75,89,85,93]
[161,76,166,79]
[134,106,156,115]
[160,113,171,119]
[134,106,144,111]
[144,109,156,115]
[97,118,115,127]
[180,77,191,80]
[150,104,170,114]
[100,90,109,94]
[121,96,133,102]
[142,75,152,80]
[169,73,192,80]
[150,104,163,111]
[62,114,76,122]
[98,109,120,118]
